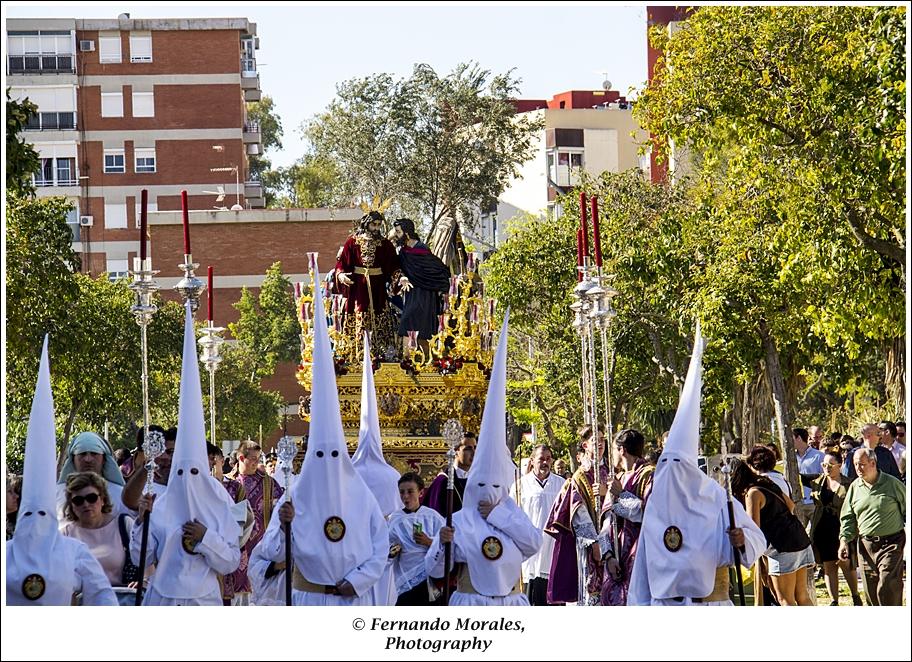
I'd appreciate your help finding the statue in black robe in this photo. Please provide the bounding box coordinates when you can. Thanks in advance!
[391,218,452,340]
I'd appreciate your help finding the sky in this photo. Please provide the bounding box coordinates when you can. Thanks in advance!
[4,1,649,167]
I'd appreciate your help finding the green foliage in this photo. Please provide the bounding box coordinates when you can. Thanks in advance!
[228,262,299,380]
[6,90,40,197]
[305,62,543,234]
[5,194,186,468]
[207,346,284,442]
[263,154,341,208]
[636,5,905,417]
[4,197,291,470]
[485,171,696,459]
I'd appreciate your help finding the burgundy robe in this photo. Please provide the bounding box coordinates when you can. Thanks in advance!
[335,233,401,315]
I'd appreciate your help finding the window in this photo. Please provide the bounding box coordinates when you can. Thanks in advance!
[55,158,76,185]
[104,150,125,173]
[134,148,156,173]
[11,86,76,130]
[106,258,129,281]
[98,35,121,63]
[104,203,128,229]
[129,33,152,62]
[7,30,74,73]
[65,206,80,241]
[132,91,154,117]
[35,158,54,187]
[101,92,123,118]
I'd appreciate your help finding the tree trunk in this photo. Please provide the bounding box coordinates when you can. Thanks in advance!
[885,337,905,417]
[759,320,800,498]
[58,398,82,472]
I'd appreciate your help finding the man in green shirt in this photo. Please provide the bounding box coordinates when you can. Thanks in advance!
[839,448,906,606]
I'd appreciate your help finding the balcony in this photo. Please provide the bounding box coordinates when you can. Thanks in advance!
[244,180,265,208]
[8,53,74,74]
[242,121,261,144]
[24,111,77,131]
[34,176,78,188]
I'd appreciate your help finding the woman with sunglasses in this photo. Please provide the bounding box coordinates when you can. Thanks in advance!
[61,472,138,588]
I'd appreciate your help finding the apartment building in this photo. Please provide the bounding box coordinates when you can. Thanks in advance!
[469,89,650,250]
[6,13,265,278]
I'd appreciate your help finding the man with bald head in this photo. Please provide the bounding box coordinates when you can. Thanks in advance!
[841,424,901,482]
[839,448,905,605]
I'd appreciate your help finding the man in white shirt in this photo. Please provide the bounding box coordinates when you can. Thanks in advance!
[878,421,905,476]
[510,444,565,605]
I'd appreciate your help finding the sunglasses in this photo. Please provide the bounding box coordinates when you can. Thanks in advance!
[71,493,100,507]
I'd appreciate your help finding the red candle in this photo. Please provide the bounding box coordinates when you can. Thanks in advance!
[181,190,191,255]
[579,191,589,260]
[590,195,602,268]
[207,266,214,322]
[139,189,148,262]
[576,228,583,282]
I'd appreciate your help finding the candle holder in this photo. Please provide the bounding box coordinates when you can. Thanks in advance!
[142,429,166,495]
[129,256,160,476]
[198,322,226,447]
[173,254,206,313]
[276,435,297,490]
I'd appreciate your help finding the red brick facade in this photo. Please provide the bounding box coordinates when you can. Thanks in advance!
[75,29,242,76]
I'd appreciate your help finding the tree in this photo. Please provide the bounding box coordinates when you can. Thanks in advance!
[5,192,187,469]
[228,262,299,380]
[484,172,698,461]
[6,90,40,197]
[263,154,341,208]
[246,95,283,182]
[306,62,543,235]
[206,346,284,443]
[636,6,906,415]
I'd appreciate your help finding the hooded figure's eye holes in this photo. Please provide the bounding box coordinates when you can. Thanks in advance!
[38,511,46,516]
[190,468,199,475]
[331,450,339,457]
[492,485,500,489]
[316,451,324,458]
[478,483,486,487]
[177,469,184,476]
[23,512,32,517]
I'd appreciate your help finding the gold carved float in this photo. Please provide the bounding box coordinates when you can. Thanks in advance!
[295,257,497,480]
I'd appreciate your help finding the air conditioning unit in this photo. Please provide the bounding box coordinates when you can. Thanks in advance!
[79,215,94,227]
[79,40,95,52]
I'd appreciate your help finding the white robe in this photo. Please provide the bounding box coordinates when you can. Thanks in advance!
[509,472,565,581]
[425,500,540,606]
[248,536,286,606]
[258,504,389,606]
[388,506,445,595]
[130,518,240,606]
[6,536,118,606]
[627,497,766,606]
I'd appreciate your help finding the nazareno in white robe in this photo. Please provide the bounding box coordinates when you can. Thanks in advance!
[425,498,541,606]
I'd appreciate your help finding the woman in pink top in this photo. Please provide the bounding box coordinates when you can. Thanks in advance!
[61,472,137,587]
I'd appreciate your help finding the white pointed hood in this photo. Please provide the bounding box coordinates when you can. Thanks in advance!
[454,310,528,595]
[290,262,382,584]
[352,333,400,517]
[637,322,727,599]
[7,336,76,604]
[151,302,239,598]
